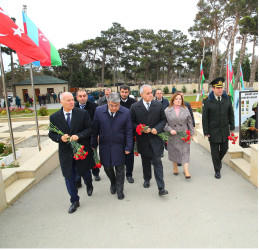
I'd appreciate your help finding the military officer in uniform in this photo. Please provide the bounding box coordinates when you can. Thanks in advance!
[202,77,235,179]
[241,102,258,147]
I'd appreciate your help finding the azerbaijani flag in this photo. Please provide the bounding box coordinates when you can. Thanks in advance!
[227,58,234,104]
[200,62,205,98]
[21,11,62,66]
[240,64,245,90]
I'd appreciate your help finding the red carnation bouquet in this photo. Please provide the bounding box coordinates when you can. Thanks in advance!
[48,122,88,160]
[136,123,171,141]
[178,129,192,144]
[228,133,238,144]
[93,148,102,169]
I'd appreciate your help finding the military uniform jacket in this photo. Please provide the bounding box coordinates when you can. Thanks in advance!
[202,91,234,143]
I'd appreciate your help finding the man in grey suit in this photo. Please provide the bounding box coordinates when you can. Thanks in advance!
[130,85,168,196]
[98,88,111,106]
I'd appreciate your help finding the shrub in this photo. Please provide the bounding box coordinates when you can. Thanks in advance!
[196,107,202,114]
[193,89,196,93]
[163,86,169,94]
[25,102,30,108]
[39,106,48,116]
[0,143,12,156]
[182,85,187,93]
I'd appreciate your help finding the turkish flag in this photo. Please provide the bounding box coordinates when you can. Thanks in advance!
[0,7,48,65]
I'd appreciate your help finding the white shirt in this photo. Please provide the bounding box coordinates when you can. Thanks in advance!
[108,110,116,117]
[143,100,151,110]
[214,94,222,101]
[121,98,128,103]
[63,109,72,121]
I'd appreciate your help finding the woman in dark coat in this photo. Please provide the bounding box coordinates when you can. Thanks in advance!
[164,93,194,178]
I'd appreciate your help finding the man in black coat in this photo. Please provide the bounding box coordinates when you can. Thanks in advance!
[119,85,137,184]
[75,89,101,183]
[49,92,95,213]
[154,89,169,111]
[131,84,168,196]
[202,77,235,179]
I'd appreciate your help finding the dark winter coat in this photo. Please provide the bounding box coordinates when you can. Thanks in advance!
[202,91,235,143]
[130,99,167,157]
[91,105,133,168]
[49,107,95,178]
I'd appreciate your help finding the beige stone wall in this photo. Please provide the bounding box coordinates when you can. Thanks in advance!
[15,84,68,103]
[0,169,7,213]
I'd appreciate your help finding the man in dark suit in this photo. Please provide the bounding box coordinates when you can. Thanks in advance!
[131,84,168,196]
[119,85,137,183]
[202,77,235,179]
[98,88,111,106]
[49,92,95,213]
[154,89,169,110]
[75,89,101,184]
[92,93,133,200]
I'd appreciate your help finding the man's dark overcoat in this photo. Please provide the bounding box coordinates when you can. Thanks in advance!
[91,105,133,168]
[75,101,97,121]
[49,107,95,178]
[130,99,167,157]
[202,91,235,143]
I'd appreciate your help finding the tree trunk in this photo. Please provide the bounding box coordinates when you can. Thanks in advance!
[101,57,105,87]
[167,64,172,85]
[145,61,149,83]
[209,35,219,83]
[249,37,257,87]
[219,39,231,76]
[124,68,127,84]
[162,67,165,84]
[230,13,239,63]
[234,34,247,89]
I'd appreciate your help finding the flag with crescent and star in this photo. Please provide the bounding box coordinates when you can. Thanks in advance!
[0,7,48,65]
[21,11,62,66]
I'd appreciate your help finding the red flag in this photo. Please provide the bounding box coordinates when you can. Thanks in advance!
[0,7,48,65]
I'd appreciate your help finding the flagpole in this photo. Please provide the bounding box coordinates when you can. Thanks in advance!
[23,5,41,151]
[0,45,18,164]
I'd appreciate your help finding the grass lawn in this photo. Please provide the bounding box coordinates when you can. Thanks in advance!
[0,109,60,118]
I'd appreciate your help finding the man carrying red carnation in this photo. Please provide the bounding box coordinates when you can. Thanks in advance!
[131,84,168,196]
[202,77,235,179]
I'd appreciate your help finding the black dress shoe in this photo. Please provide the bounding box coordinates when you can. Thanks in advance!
[143,180,150,188]
[110,185,117,194]
[177,163,182,166]
[127,176,134,183]
[118,192,125,200]
[215,172,221,179]
[76,182,82,188]
[87,185,93,196]
[68,201,80,214]
[94,175,101,181]
[159,189,169,196]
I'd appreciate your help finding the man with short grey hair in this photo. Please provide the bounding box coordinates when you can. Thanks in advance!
[98,88,112,106]
[92,92,133,200]
[131,85,168,196]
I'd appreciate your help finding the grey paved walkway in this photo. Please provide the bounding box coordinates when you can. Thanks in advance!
[0,142,257,248]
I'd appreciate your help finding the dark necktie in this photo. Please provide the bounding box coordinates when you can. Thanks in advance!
[217,97,220,102]
[66,113,71,127]
[147,102,150,110]
[111,112,114,118]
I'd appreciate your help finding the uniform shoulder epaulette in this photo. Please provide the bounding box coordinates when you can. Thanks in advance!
[203,96,208,100]
[228,94,231,96]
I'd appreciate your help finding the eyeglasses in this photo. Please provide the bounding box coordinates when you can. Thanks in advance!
[108,104,120,108]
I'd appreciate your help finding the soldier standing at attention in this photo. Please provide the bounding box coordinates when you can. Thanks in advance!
[202,77,235,179]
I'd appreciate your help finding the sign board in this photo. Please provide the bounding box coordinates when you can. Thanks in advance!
[239,91,258,148]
